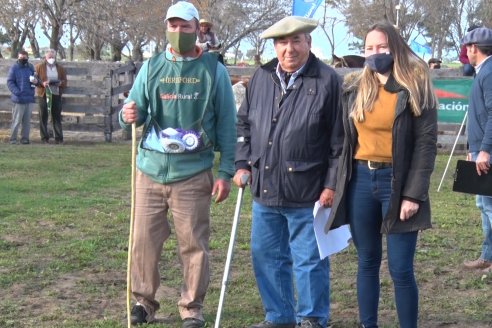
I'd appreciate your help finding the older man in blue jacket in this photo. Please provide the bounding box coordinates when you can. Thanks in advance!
[461,27,492,273]
[234,16,343,328]
[7,50,37,144]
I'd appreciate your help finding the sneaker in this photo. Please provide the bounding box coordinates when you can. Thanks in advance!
[130,304,148,325]
[463,258,492,270]
[249,321,296,328]
[20,139,30,144]
[299,318,323,328]
[182,317,205,328]
[9,140,17,144]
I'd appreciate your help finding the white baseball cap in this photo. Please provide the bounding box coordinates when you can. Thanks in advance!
[166,1,199,21]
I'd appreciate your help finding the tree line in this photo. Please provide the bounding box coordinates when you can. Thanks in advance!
[0,0,291,62]
[324,0,491,60]
[0,0,489,62]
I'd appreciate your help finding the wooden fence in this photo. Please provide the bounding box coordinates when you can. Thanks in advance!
[0,60,469,150]
[0,59,138,142]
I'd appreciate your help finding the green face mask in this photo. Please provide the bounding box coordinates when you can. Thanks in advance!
[166,31,197,54]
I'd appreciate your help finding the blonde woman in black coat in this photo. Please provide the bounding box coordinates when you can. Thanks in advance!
[328,22,438,328]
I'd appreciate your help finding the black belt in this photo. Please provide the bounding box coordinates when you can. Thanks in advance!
[356,159,392,170]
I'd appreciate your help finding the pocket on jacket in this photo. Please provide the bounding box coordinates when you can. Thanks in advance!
[283,160,324,202]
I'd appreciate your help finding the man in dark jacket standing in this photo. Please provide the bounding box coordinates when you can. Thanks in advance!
[233,16,343,328]
[461,27,492,273]
[7,50,37,144]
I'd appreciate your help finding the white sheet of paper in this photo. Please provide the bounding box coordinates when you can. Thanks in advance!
[313,201,352,259]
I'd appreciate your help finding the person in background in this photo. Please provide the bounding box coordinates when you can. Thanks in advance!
[119,2,236,327]
[461,27,492,274]
[7,50,38,145]
[196,18,224,64]
[234,16,343,328]
[7,50,37,145]
[196,18,221,52]
[459,24,481,76]
[35,49,67,144]
[329,21,438,328]
[428,57,441,69]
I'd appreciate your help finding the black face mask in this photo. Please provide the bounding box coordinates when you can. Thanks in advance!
[18,58,28,65]
[365,53,394,74]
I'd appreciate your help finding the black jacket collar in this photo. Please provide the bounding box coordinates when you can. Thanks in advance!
[384,72,405,93]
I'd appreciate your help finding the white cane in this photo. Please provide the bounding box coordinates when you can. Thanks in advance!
[214,174,249,328]
[127,123,137,328]
[437,112,467,192]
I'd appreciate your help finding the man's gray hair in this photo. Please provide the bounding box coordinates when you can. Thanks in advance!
[45,49,57,57]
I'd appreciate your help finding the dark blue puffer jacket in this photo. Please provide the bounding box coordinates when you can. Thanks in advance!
[7,61,35,104]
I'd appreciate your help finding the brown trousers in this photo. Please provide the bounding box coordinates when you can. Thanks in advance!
[131,169,213,322]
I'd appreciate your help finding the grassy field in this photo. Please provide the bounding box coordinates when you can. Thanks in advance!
[0,141,491,328]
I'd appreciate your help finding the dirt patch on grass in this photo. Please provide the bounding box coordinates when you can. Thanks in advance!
[5,270,127,325]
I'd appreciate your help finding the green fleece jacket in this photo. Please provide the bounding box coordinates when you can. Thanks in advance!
[119,50,236,184]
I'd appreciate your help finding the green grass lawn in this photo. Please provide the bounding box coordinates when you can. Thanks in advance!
[0,142,490,327]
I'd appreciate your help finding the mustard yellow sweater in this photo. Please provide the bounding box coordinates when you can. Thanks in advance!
[354,85,397,163]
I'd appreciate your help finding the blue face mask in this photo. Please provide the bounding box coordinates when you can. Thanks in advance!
[365,53,394,74]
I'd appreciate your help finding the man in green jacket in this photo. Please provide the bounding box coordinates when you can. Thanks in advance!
[119,2,236,327]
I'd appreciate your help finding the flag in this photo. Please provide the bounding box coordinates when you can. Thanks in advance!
[292,0,323,18]
[410,40,431,55]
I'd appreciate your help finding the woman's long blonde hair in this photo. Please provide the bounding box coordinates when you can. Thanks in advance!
[349,22,438,122]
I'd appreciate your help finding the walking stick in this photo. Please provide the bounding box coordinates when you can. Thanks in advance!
[437,112,467,192]
[46,85,52,122]
[46,86,53,137]
[214,174,249,328]
[127,123,137,328]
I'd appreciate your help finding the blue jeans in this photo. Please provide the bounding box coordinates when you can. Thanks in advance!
[476,196,492,261]
[251,201,330,327]
[471,152,492,261]
[347,164,418,328]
